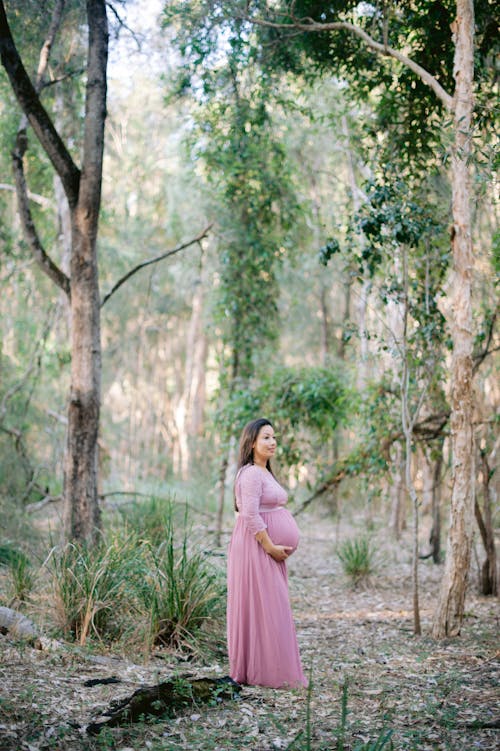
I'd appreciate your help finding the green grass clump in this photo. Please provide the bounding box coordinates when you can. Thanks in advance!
[45,532,141,644]
[117,494,184,548]
[337,536,377,586]
[44,498,225,655]
[0,543,34,602]
[134,504,225,654]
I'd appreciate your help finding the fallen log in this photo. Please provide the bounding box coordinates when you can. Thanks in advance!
[0,606,39,643]
[86,675,241,734]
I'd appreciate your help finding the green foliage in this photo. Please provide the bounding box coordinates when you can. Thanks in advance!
[244,0,497,167]
[0,543,33,602]
[353,730,394,751]
[45,500,225,653]
[138,531,225,653]
[216,365,353,470]
[319,237,341,267]
[337,536,377,586]
[45,533,142,644]
[165,3,301,387]
[0,542,29,569]
[8,553,34,603]
[288,676,393,751]
[321,177,451,440]
[118,496,225,653]
[199,88,298,384]
[117,494,185,548]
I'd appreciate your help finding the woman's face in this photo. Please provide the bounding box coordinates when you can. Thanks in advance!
[252,424,277,466]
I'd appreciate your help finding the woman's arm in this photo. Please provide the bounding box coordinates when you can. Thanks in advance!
[237,466,267,535]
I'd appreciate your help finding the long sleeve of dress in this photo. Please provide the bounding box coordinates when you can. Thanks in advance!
[237,466,267,535]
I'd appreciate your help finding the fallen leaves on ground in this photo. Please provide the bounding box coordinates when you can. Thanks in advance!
[0,513,498,750]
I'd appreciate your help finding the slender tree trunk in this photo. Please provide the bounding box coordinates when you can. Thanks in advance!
[173,253,208,479]
[401,247,422,635]
[0,0,108,542]
[389,442,405,539]
[338,279,351,361]
[406,432,421,635]
[429,452,443,564]
[319,284,330,365]
[342,114,371,389]
[215,455,229,548]
[474,451,498,595]
[432,0,475,637]
[62,0,108,542]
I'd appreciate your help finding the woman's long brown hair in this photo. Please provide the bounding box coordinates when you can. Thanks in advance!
[233,418,274,511]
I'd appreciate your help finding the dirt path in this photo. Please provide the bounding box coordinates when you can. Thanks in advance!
[0,513,498,750]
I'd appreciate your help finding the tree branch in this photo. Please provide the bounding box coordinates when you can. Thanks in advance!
[25,494,62,513]
[0,0,80,206]
[294,408,451,515]
[0,182,54,209]
[242,10,453,110]
[12,142,70,296]
[106,1,143,49]
[7,0,70,295]
[473,307,498,374]
[101,224,213,307]
[39,68,86,90]
[79,0,108,213]
[35,0,66,85]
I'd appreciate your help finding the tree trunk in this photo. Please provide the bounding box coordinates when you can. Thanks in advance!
[172,255,208,479]
[215,454,229,548]
[474,451,498,596]
[0,1,108,542]
[62,0,107,543]
[429,452,443,564]
[406,432,421,636]
[389,442,405,539]
[432,0,475,638]
[341,114,371,389]
[401,246,422,636]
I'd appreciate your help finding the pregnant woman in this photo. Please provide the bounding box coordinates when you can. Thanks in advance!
[227,418,307,689]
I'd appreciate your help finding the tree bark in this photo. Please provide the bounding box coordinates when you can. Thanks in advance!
[0,3,80,205]
[429,452,443,564]
[63,0,108,542]
[389,442,405,539]
[400,246,424,636]
[432,0,475,638]
[474,451,498,596]
[172,253,208,479]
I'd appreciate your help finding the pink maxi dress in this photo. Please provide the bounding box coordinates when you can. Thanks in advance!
[227,464,307,688]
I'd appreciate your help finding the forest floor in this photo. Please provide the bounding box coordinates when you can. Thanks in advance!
[0,510,498,751]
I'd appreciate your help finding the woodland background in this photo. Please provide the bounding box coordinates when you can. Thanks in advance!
[0,1,498,750]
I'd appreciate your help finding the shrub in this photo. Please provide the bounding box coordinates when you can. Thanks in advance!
[117,494,184,548]
[45,500,225,655]
[337,536,377,586]
[45,533,143,644]
[0,544,34,603]
[135,504,225,653]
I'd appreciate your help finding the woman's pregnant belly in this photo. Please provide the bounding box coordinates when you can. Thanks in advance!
[264,508,300,555]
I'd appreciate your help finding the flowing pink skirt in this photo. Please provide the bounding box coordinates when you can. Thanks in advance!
[227,508,307,688]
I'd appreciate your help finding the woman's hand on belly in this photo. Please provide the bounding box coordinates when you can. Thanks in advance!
[255,529,293,561]
[267,543,294,562]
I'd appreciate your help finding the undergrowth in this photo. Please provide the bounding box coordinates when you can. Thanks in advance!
[336,536,378,586]
[43,496,225,654]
